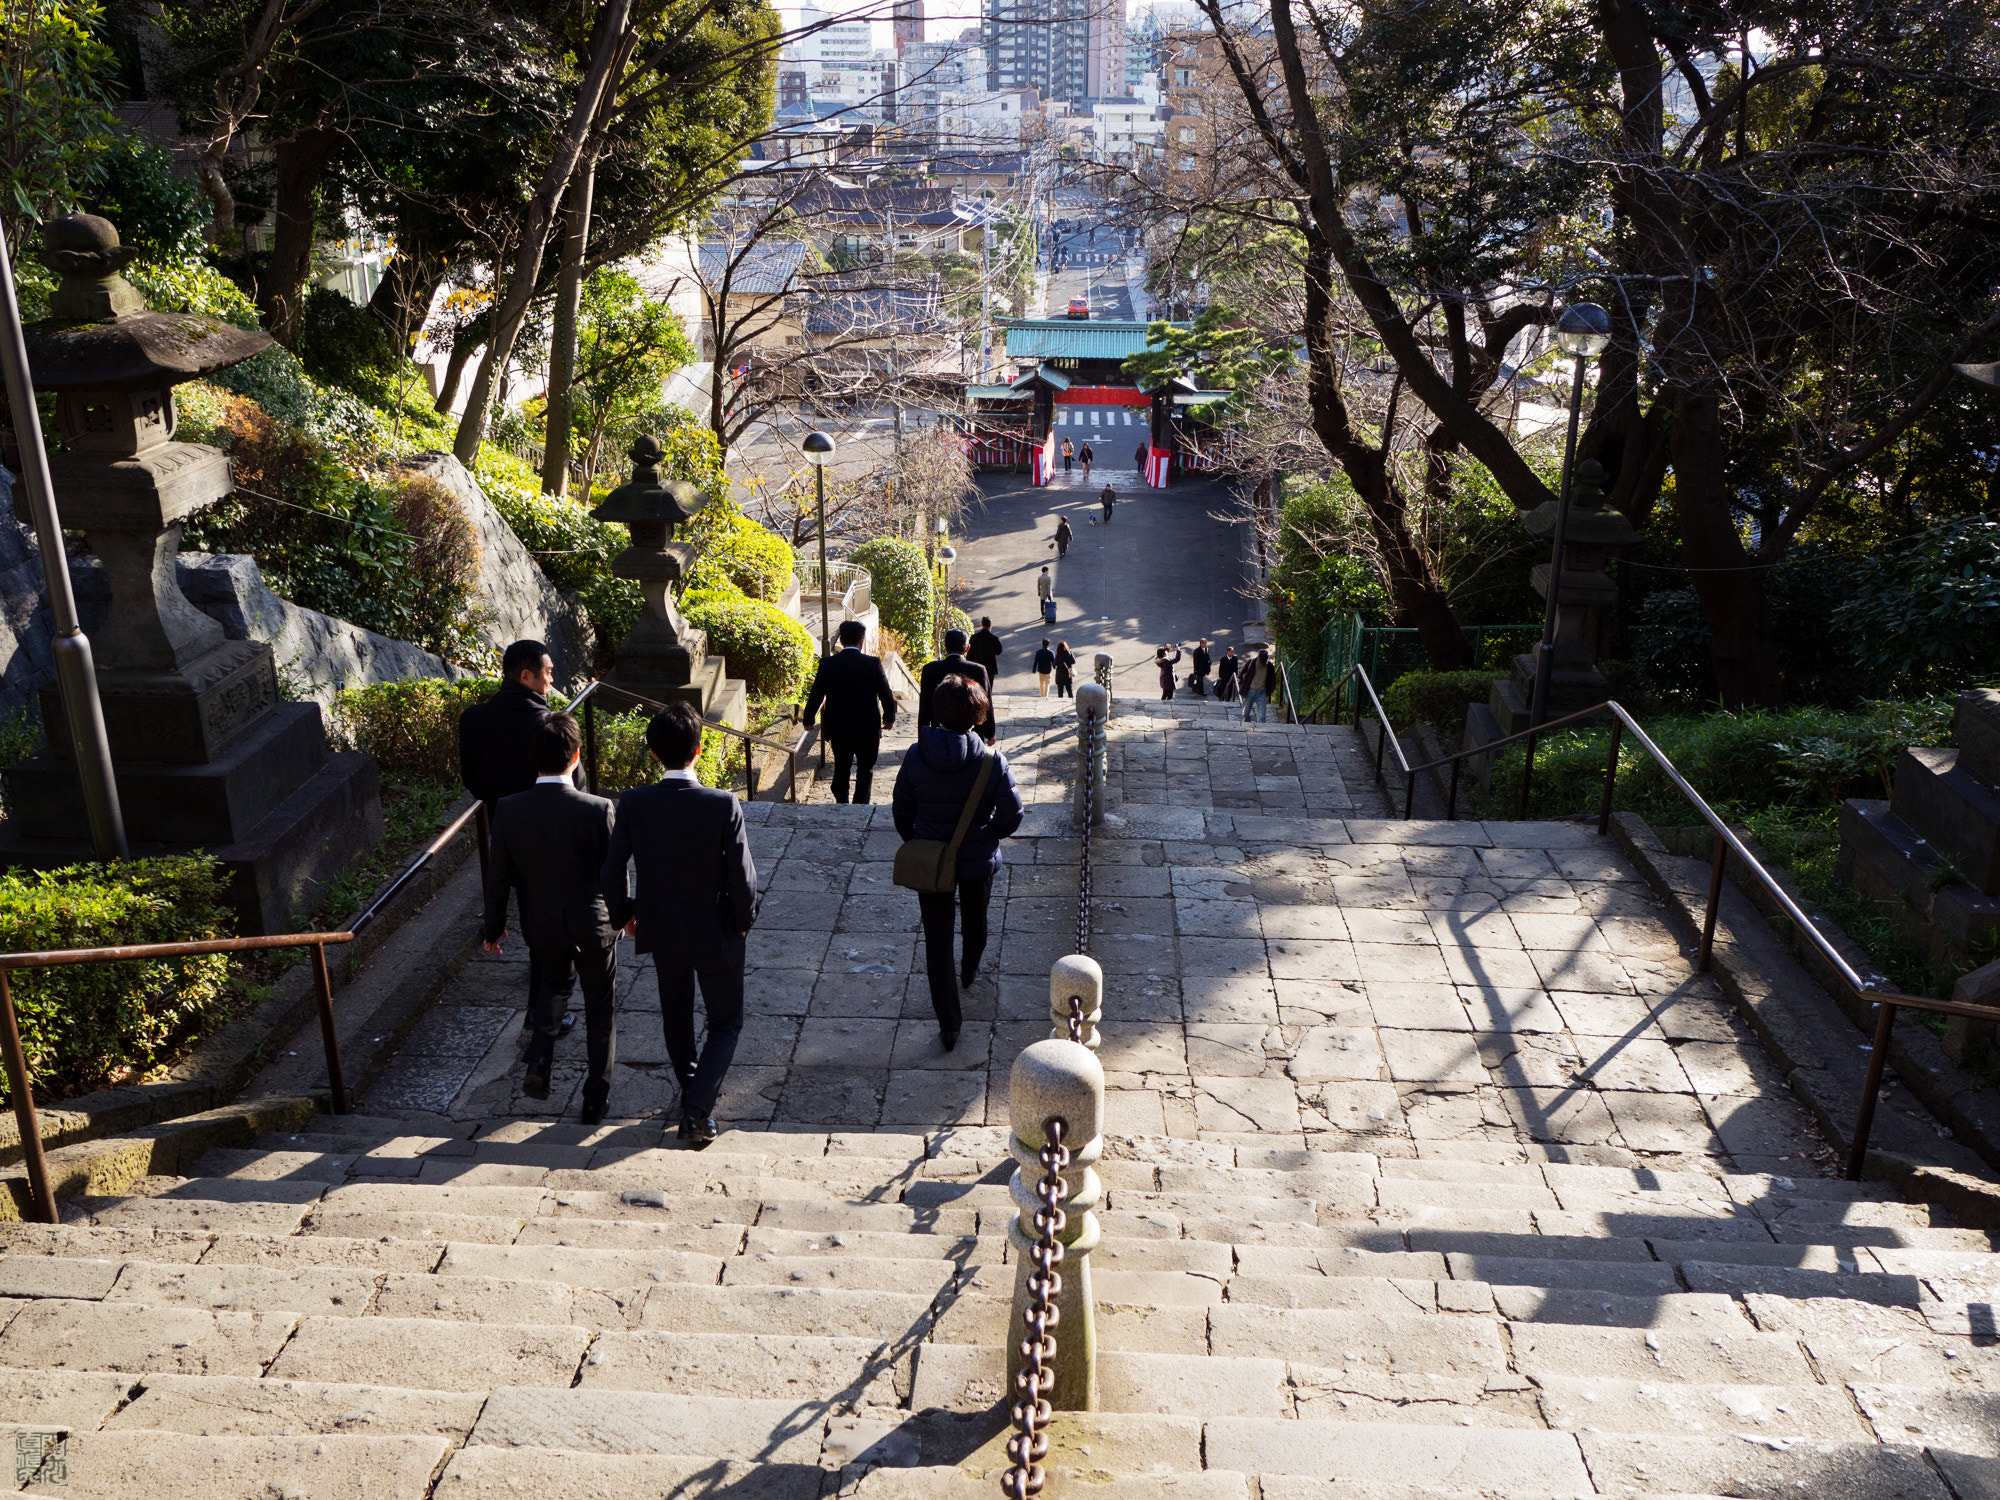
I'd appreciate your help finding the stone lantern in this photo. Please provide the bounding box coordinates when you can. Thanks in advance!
[1,215,381,932]
[1490,459,1641,733]
[589,435,745,727]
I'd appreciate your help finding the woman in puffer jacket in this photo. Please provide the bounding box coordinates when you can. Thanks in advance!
[891,676,1025,1050]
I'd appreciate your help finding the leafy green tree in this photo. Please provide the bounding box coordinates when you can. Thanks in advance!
[562,266,697,493]
[0,0,118,245]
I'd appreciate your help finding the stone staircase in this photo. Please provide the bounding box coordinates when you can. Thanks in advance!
[0,1114,1993,1497]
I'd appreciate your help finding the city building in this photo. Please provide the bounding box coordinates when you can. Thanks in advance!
[981,0,1124,111]
[892,0,923,54]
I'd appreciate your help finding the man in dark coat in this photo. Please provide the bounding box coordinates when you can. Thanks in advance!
[801,620,897,804]
[460,638,581,1036]
[891,676,1025,1048]
[968,617,1003,681]
[481,713,618,1120]
[917,630,993,743]
[1191,639,1213,697]
[601,703,758,1148]
[1053,516,1073,557]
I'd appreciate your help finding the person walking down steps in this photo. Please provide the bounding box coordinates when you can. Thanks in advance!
[602,703,757,1149]
[1100,483,1116,524]
[1053,640,1076,698]
[1155,643,1183,701]
[800,618,896,805]
[1240,647,1274,723]
[480,712,618,1121]
[918,629,993,743]
[1033,639,1056,696]
[1216,645,1240,703]
[968,617,1003,687]
[1053,515,1072,557]
[891,676,1024,1051]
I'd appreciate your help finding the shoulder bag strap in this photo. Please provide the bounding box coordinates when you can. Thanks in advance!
[941,752,997,866]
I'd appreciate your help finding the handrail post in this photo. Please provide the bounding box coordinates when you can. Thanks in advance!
[1446,757,1461,821]
[0,972,56,1223]
[1846,1000,1895,1180]
[585,694,599,795]
[1597,718,1624,835]
[311,942,348,1115]
[1516,733,1537,821]
[1403,759,1416,820]
[1698,836,1727,972]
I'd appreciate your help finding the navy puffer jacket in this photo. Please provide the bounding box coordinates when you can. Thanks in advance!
[892,728,1025,881]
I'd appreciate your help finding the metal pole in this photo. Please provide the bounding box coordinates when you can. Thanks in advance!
[1527,353,1590,734]
[1846,1001,1896,1181]
[1698,837,1727,972]
[0,972,56,1223]
[1597,718,1624,835]
[0,223,127,860]
[310,943,348,1115]
[816,462,830,657]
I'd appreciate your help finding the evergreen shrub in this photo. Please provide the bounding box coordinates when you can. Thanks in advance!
[1382,670,1497,733]
[848,538,933,661]
[684,592,815,699]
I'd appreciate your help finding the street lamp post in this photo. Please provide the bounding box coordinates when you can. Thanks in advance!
[1526,302,1613,733]
[802,430,835,656]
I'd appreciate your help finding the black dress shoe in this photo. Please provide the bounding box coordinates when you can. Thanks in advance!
[677,1115,692,1144]
[580,1099,606,1125]
[941,1029,959,1052]
[520,1012,578,1036]
[522,1069,551,1101]
[687,1115,719,1148]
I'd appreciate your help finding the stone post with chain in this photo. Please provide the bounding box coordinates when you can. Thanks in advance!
[1074,683,1108,828]
[1006,1035,1103,1413]
[1049,954,1102,1049]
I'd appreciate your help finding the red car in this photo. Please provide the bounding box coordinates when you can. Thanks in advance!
[1066,297,1089,320]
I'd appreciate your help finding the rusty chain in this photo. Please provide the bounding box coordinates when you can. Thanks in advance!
[1065,993,1084,1044]
[1002,1116,1071,1500]
[1076,709,1095,957]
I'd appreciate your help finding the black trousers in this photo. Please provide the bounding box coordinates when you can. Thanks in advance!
[1192,671,1208,697]
[1055,673,1074,698]
[524,913,618,1109]
[916,875,993,1034]
[828,735,880,804]
[655,938,745,1119]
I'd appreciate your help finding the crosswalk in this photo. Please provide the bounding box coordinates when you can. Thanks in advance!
[1053,407,1146,428]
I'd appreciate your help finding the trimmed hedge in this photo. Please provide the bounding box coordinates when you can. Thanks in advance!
[684,592,815,699]
[849,538,934,664]
[687,508,796,601]
[0,858,234,1100]
[331,677,499,784]
[1382,670,1497,734]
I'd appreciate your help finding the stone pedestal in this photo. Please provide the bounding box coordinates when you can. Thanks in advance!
[0,214,382,933]
[1838,691,2000,1006]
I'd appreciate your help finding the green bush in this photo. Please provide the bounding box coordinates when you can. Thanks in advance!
[331,677,498,784]
[684,592,815,699]
[1382,670,1496,733]
[296,288,400,401]
[849,538,934,662]
[0,858,234,1100]
[686,507,795,601]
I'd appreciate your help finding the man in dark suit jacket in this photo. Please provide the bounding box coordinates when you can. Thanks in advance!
[601,702,757,1148]
[481,713,618,1121]
[801,619,897,805]
[460,638,581,1037]
[918,629,993,743]
[967,617,1003,683]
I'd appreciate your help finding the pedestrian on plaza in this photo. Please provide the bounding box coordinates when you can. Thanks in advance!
[460,637,581,1038]
[892,676,1025,1051]
[1053,641,1077,698]
[601,702,757,1149]
[1061,437,1075,473]
[1191,639,1213,697]
[1134,442,1147,474]
[1155,644,1182,701]
[918,629,993,741]
[1035,565,1054,622]
[968,616,1003,683]
[1240,648,1274,723]
[1079,441,1093,479]
[1216,645,1240,702]
[800,618,896,805]
[1033,638,1057,696]
[481,712,618,1118]
[1053,516,1072,556]
[1100,483,1115,523]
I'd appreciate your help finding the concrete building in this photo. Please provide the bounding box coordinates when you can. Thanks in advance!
[981,0,1124,110]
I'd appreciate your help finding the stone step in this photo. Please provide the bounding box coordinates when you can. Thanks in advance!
[11,1431,451,1499]
[1205,1418,1593,1492]
[911,1344,1287,1417]
[1531,1374,1875,1439]
[434,1444,828,1499]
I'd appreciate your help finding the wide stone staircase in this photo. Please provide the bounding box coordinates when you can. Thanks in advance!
[4,690,1995,1498]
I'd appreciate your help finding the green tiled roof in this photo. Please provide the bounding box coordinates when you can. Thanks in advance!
[999,319,1182,360]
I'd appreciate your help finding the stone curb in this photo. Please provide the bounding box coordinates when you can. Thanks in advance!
[1863,1148,2000,1234]
[0,801,479,1168]
[0,1095,317,1221]
[1608,813,2000,1197]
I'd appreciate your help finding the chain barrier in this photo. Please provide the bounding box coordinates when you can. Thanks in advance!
[1065,993,1084,1043]
[1002,1116,1071,1500]
[1076,725,1093,958]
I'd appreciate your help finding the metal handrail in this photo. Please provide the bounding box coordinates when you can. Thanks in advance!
[1341,684,1990,1179]
[568,679,809,802]
[0,929,356,1223]
[350,798,488,939]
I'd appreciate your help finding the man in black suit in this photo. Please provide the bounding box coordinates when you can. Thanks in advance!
[1191,639,1213,697]
[801,619,897,804]
[602,702,757,1148]
[460,638,580,1037]
[918,629,993,742]
[967,616,1003,684]
[481,713,618,1121]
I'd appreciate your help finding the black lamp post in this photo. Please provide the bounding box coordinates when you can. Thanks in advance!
[1527,301,1613,732]
[802,430,835,655]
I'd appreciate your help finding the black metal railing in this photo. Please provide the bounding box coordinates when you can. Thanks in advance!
[1322,666,1993,1179]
